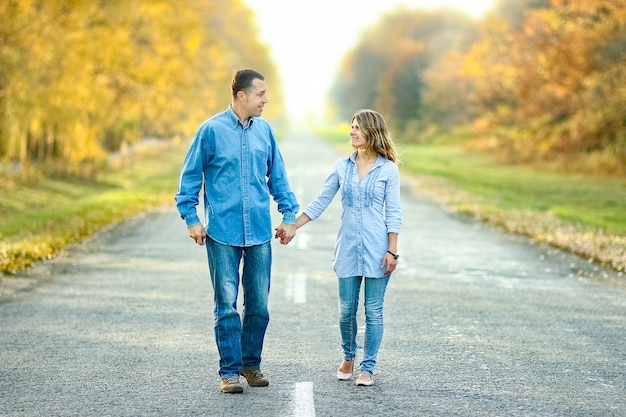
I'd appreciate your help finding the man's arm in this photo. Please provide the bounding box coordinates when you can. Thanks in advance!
[174,125,207,237]
[265,126,299,245]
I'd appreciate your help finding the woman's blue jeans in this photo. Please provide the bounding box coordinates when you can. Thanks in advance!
[205,237,271,378]
[338,275,390,374]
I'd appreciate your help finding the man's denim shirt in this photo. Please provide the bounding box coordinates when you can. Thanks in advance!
[175,106,299,247]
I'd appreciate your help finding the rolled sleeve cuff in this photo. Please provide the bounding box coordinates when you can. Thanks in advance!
[184,213,201,228]
[282,212,296,225]
[303,208,319,222]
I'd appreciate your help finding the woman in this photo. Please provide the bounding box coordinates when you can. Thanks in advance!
[294,109,402,386]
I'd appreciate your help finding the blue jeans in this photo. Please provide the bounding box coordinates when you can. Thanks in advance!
[337,275,390,374]
[205,237,271,378]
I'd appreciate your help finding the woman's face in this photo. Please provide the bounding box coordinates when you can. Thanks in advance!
[350,118,366,149]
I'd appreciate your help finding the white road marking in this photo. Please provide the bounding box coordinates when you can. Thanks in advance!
[294,381,315,417]
[293,271,307,304]
[296,231,311,250]
[285,271,307,304]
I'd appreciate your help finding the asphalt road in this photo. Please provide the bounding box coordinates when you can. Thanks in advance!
[1,129,625,417]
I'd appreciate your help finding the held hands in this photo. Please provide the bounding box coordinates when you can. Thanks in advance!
[274,223,296,245]
[187,223,206,246]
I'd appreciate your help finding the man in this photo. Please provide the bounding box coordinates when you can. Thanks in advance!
[175,69,298,393]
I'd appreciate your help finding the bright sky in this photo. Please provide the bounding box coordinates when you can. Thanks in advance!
[242,0,495,120]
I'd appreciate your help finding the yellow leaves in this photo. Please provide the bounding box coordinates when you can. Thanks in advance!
[185,32,203,54]
[1,0,280,175]
[450,0,626,170]
[528,8,561,34]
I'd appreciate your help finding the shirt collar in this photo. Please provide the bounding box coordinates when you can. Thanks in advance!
[227,105,256,129]
[349,151,382,166]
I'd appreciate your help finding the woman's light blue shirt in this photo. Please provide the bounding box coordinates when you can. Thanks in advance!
[175,106,299,247]
[303,152,402,278]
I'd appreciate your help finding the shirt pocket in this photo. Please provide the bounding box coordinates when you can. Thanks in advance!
[253,149,269,178]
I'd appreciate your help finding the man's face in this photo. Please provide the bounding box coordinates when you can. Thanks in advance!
[242,78,268,118]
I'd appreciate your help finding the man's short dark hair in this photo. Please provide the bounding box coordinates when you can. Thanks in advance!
[231,69,264,98]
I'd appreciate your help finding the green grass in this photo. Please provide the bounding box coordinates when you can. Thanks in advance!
[0,140,187,274]
[316,125,626,272]
[400,145,626,235]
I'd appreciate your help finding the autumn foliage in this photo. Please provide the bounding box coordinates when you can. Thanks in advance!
[328,0,626,175]
[0,0,282,177]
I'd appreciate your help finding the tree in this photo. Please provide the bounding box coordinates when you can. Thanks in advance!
[0,0,281,176]
[327,7,474,137]
[463,0,626,169]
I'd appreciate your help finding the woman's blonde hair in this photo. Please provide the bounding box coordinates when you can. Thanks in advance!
[352,109,398,163]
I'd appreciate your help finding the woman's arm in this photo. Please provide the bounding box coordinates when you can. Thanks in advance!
[387,232,398,255]
[382,232,399,275]
[296,213,312,229]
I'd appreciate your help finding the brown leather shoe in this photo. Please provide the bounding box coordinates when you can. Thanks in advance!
[220,376,244,393]
[240,369,269,387]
